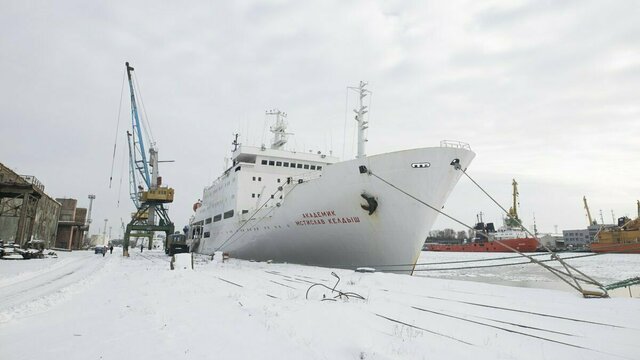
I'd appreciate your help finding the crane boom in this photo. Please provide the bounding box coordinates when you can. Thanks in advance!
[583,196,595,226]
[126,131,140,208]
[125,62,151,193]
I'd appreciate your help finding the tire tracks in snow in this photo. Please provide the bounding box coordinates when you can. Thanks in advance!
[0,253,110,322]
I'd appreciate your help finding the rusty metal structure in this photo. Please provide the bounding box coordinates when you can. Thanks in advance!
[0,162,60,247]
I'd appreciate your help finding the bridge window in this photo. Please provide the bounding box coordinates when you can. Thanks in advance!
[304,164,309,169]
[224,210,234,219]
[283,162,289,167]
[204,232,210,238]
[276,161,282,166]
[213,214,222,222]
[290,163,296,168]
[310,165,316,170]
[261,160,268,165]
[268,160,275,166]
[297,164,303,169]
[205,218,212,224]
[317,166,322,170]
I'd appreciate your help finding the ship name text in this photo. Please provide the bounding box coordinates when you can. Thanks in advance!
[296,210,360,226]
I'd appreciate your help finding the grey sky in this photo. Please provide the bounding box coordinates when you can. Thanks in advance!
[1,0,639,237]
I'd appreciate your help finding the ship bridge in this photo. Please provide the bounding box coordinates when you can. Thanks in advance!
[232,145,339,169]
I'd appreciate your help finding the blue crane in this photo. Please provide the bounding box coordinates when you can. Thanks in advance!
[125,62,151,209]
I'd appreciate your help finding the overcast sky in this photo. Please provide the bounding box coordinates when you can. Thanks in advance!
[1,0,639,238]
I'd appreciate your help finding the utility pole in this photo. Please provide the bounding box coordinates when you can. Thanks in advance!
[87,195,96,226]
[83,194,95,247]
[103,218,108,245]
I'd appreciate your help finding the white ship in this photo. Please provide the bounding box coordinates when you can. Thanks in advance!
[189,82,475,273]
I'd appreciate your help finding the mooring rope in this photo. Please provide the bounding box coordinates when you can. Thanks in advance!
[455,166,608,296]
[367,166,608,298]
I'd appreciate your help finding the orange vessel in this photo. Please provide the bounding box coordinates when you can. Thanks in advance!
[425,237,539,252]
[590,242,640,254]
[591,215,640,254]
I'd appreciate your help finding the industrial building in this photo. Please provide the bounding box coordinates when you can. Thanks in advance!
[55,198,88,250]
[562,224,616,249]
[0,162,61,247]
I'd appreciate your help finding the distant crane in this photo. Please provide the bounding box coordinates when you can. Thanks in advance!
[121,62,175,256]
[504,179,521,227]
[583,196,596,226]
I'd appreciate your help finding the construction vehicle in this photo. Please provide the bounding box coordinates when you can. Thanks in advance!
[165,232,189,256]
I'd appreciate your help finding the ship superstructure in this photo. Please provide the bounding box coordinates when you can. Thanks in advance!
[189,83,475,273]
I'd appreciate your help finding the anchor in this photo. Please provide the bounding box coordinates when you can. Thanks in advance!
[360,192,378,215]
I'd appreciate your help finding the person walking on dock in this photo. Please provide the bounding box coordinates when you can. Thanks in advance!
[140,244,143,252]
[109,244,114,254]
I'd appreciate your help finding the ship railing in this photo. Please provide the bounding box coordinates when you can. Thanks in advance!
[291,171,322,184]
[440,140,471,150]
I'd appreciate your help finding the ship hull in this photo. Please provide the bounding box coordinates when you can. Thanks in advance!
[425,237,539,252]
[590,242,640,254]
[194,146,474,273]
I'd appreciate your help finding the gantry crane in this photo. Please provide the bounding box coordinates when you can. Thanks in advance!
[122,62,175,257]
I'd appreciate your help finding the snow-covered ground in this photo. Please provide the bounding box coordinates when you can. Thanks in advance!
[1,249,638,359]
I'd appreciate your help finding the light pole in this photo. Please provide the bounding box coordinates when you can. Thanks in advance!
[83,194,96,247]
[103,218,108,246]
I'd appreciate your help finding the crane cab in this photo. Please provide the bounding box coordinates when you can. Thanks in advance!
[140,187,174,203]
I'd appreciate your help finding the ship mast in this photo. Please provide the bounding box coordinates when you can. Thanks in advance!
[267,109,289,150]
[349,81,371,159]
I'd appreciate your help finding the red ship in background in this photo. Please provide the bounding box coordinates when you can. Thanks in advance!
[425,179,539,253]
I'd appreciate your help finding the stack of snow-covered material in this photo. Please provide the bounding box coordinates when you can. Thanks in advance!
[1,243,27,260]
[170,253,193,270]
[210,251,224,264]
